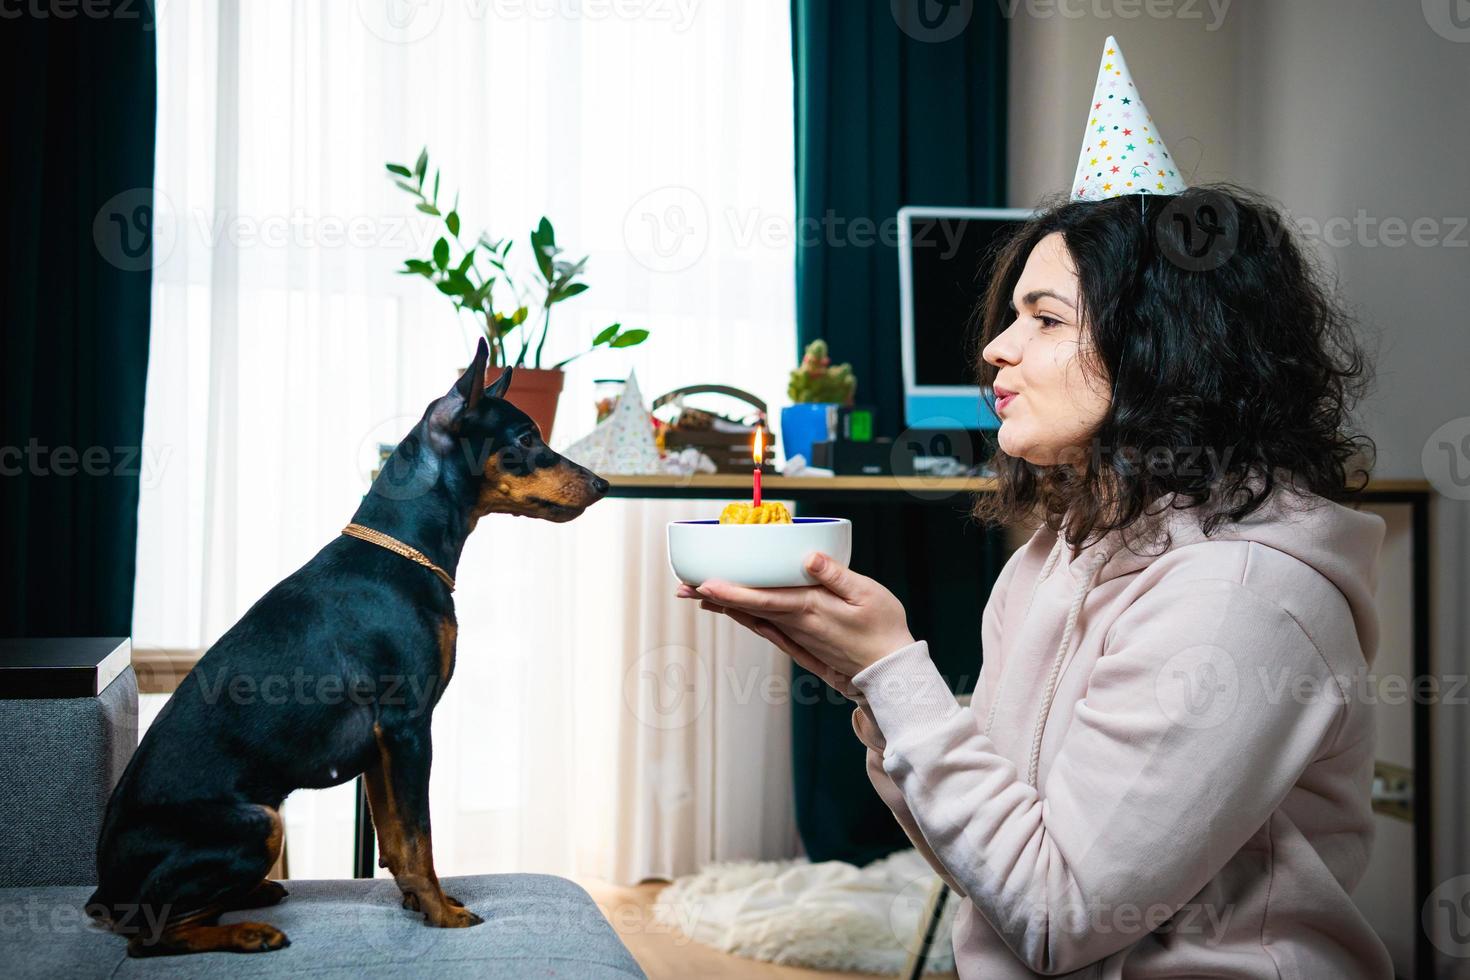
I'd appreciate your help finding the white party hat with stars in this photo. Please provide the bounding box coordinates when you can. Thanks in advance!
[1071,36,1186,202]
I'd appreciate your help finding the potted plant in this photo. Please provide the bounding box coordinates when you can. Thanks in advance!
[386,148,649,440]
[782,340,856,466]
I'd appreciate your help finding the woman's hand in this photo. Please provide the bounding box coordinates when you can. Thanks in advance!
[673,552,915,679]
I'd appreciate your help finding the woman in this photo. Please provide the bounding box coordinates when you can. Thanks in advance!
[678,186,1394,978]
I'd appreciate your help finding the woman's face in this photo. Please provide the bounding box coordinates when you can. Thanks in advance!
[982,232,1111,467]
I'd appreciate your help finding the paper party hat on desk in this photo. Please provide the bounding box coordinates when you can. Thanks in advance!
[1071,36,1186,202]
[561,369,663,475]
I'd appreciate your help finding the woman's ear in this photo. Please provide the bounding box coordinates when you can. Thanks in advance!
[486,363,513,400]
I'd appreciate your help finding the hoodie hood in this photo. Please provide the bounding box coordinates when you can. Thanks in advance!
[1044,474,1387,668]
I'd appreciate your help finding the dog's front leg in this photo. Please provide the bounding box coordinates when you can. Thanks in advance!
[362,721,482,928]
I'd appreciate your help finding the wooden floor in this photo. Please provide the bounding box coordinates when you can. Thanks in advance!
[575,878,958,980]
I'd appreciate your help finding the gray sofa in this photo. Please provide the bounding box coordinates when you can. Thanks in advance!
[0,666,645,979]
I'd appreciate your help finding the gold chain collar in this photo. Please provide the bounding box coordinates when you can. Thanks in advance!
[341,523,455,592]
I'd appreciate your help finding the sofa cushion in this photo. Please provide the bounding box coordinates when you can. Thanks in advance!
[0,873,645,979]
[0,666,138,887]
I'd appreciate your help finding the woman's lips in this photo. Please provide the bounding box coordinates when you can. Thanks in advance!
[995,390,1018,414]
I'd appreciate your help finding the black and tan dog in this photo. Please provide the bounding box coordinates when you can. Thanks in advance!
[87,339,609,956]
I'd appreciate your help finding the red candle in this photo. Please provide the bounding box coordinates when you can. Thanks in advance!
[752,427,764,508]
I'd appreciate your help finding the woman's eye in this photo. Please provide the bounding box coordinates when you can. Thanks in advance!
[1037,315,1061,329]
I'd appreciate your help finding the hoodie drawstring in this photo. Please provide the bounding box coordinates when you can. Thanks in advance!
[1026,548,1110,786]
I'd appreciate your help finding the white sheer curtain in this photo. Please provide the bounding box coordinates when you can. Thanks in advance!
[135,0,799,883]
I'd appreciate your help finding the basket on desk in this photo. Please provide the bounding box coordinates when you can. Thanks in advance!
[652,384,777,474]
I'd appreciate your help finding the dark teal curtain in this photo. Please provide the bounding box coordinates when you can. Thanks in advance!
[790,0,1010,864]
[0,4,157,637]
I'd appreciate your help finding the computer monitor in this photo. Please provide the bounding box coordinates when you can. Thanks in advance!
[898,206,1035,430]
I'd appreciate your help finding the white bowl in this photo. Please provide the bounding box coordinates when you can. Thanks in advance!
[667,518,853,588]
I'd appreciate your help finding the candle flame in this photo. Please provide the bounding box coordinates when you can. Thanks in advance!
[753,427,765,465]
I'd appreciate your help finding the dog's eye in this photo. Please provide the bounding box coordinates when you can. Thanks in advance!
[517,433,534,449]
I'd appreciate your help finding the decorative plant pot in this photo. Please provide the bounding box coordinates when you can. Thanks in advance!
[780,403,839,467]
[489,364,565,442]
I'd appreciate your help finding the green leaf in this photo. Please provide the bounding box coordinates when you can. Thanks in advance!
[394,179,420,195]
[538,216,555,247]
[444,270,473,295]
[403,259,435,276]
[386,163,412,177]
[436,280,462,297]
[414,148,428,180]
[446,211,460,236]
[432,170,440,206]
[530,222,554,281]
[512,306,529,325]
[610,329,649,348]
[416,202,441,216]
[433,237,450,270]
[593,323,620,345]
[556,282,590,302]
[456,248,475,274]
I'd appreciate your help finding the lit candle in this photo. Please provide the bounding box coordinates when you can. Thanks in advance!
[752,427,764,508]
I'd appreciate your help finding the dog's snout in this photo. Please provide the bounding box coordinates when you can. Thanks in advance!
[590,475,610,496]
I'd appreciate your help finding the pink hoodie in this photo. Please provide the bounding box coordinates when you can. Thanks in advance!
[850,479,1394,978]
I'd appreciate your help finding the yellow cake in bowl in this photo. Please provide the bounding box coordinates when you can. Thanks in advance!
[718,501,793,525]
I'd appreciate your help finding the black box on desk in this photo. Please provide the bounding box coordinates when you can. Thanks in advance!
[810,438,916,476]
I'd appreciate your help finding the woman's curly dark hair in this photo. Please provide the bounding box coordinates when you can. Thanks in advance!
[969,184,1377,551]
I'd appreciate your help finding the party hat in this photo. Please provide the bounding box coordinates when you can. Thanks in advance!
[1071,36,1186,202]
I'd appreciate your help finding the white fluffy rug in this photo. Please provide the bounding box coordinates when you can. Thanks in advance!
[653,849,956,974]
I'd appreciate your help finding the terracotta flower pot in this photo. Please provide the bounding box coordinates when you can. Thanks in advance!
[488,364,565,442]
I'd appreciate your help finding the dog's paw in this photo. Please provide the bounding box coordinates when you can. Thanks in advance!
[235,923,291,952]
[426,905,483,928]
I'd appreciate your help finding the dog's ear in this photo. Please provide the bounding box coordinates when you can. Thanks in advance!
[453,337,491,413]
[485,364,513,400]
[428,339,490,446]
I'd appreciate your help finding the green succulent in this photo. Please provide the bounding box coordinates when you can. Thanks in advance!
[788,339,856,405]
